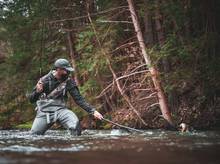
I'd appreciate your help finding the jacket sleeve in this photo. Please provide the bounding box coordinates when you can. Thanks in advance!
[67,78,95,114]
[28,86,41,103]
[28,73,49,103]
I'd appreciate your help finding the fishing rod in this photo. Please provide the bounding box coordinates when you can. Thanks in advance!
[102,118,144,133]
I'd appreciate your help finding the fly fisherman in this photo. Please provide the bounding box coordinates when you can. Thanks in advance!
[28,58,103,136]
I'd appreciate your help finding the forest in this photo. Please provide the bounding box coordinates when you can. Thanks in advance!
[0,0,219,130]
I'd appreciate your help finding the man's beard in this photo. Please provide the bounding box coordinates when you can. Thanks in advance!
[61,72,70,81]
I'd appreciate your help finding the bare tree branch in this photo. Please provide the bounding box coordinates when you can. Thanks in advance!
[49,6,128,24]
[86,5,148,126]
[138,92,157,101]
[97,20,133,24]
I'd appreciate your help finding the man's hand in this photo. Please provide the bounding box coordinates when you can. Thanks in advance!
[93,110,103,120]
[36,79,43,93]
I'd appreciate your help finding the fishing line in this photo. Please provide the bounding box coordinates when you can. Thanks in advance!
[102,118,144,133]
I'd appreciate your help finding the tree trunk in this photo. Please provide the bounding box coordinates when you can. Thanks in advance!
[143,1,154,46]
[66,31,80,86]
[127,0,174,126]
[154,2,179,113]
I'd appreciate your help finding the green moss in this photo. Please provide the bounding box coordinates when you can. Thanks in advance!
[15,122,32,129]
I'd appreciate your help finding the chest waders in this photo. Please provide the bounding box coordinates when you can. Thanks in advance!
[36,77,68,124]
[31,73,81,136]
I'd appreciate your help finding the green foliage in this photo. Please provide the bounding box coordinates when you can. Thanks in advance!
[70,107,87,120]
[0,0,219,129]
[79,79,99,95]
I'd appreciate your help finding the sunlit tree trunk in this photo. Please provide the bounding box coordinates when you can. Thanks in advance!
[127,0,174,126]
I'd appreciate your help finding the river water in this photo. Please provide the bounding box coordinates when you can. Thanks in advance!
[0,129,219,164]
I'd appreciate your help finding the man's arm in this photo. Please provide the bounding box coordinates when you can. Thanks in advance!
[28,79,43,103]
[67,79,95,114]
[67,79,103,119]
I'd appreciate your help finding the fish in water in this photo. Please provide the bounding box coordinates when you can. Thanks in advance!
[179,123,189,132]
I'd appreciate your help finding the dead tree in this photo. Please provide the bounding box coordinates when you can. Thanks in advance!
[127,0,174,126]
